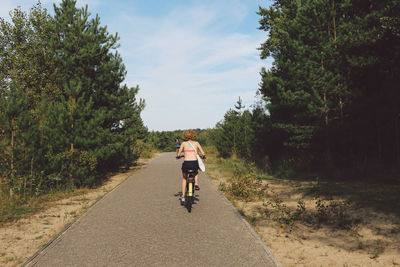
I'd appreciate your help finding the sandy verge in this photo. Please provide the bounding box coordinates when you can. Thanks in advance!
[206,168,400,267]
[0,156,158,267]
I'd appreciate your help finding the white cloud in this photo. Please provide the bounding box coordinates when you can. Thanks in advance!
[114,3,269,130]
[0,0,102,20]
[1,0,271,131]
[0,0,28,19]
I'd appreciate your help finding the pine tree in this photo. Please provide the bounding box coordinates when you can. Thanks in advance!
[214,97,255,159]
[45,0,146,186]
[258,0,400,175]
[0,0,146,193]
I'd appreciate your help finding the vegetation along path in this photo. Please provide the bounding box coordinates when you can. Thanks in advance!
[25,153,278,266]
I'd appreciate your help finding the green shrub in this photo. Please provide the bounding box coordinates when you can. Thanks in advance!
[132,139,157,159]
[225,173,268,201]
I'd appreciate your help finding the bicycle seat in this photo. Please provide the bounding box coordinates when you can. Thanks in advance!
[187,169,196,174]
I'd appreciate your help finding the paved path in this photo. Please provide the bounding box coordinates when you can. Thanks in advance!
[26,153,278,266]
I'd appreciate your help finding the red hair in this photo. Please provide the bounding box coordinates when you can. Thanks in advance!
[183,129,196,140]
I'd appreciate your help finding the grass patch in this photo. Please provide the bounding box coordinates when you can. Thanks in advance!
[0,195,39,223]
[75,197,90,202]
[13,206,37,216]
[0,184,96,223]
[35,235,44,240]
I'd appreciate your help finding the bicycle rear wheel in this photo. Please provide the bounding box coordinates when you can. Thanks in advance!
[186,182,193,212]
[185,193,192,212]
[187,197,192,212]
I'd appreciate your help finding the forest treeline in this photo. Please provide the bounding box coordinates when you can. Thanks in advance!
[0,0,146,197]
[146,129,212,152]
[214,0,400,180]
[1,0,399,202]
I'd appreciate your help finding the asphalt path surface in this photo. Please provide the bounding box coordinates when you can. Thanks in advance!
[26,152,278,266]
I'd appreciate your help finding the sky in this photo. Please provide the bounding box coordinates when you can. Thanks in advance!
[1,0,273,131]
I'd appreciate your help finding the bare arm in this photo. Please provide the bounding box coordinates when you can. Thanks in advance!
[197,142,205,156]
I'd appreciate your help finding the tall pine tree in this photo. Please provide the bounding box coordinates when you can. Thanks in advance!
[258,0,400,176]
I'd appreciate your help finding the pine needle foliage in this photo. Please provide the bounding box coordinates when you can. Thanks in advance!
[255,0,400,176]
[0,0,146,196]
[213,0,400,180]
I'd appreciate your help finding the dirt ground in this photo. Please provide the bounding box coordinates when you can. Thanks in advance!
[206,168,400,267]
[0,156,157,267]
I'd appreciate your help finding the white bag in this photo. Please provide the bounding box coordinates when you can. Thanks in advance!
[197,154,206,172]
[188,141,205,172]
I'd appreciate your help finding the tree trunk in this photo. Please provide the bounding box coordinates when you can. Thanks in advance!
[26,156,34,199]
[395,113,400,164]
[11,118,15,176]
[24,175,27,199]
[377,123,382,162]
[332,0,337,49]
[324,92,329,126]
[70,96,76,153]
[10,118,15,197]
[339,97,343,119]
[324,90,333,170]
[69,96,76,187]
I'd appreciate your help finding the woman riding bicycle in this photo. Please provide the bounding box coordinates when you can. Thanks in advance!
[176,129,206,203]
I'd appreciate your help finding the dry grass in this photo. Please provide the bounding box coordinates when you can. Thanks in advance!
[204,148,400,267]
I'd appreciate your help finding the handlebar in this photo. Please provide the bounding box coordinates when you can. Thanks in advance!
[176,155,206,159]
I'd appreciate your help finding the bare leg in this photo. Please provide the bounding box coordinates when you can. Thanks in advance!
[181,173,187,198]
[195,174,198,184]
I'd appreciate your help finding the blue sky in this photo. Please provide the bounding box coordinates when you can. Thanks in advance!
[1,0,273,131]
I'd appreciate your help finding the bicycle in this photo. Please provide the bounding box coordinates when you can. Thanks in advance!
[184,169,197,212]
[176,155,205,213]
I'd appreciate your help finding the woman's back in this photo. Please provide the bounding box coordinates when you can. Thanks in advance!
[182,141,199,161]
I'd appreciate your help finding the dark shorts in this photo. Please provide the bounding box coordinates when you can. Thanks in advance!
[181,160,199,174]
